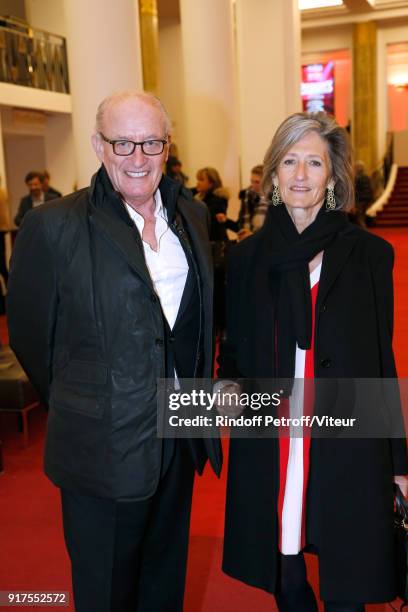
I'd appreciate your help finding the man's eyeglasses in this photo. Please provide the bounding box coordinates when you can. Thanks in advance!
[99,133,168,156]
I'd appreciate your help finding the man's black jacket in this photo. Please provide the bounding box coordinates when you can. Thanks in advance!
[7,167,221,499]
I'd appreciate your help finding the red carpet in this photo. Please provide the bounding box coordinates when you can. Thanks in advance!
[0,227,407,611]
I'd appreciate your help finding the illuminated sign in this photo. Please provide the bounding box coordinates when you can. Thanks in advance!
[301,62,335,114]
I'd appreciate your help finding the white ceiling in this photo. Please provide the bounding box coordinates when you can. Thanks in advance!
[156,0,408,25]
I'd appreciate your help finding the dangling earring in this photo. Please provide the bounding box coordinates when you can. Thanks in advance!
[326,185,336,210]
[272,184,281,206]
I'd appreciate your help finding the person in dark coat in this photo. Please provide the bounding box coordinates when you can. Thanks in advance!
[193,166,238,241]
[165,155,188,186]
[354,160,373,228]
[193,166,238,335]
[14,171,55,226]
[7,91,221,612]
[237,164,267,239]
[218,111,407,611]
[42,170,62,199]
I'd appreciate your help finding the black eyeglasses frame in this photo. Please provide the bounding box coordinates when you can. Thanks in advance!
[99,132,168,156]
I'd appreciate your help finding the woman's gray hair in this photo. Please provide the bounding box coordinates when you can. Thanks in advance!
[262,112,354,211]
[95,90,172,135]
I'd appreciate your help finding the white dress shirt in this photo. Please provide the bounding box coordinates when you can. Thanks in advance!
[32,193,45,208]
[125,190,189,331]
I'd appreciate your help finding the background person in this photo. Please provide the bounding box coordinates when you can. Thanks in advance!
[193,166,238,241]
[7,90,221,612]
[353,160,373,228]
[14,171,55,226]
[218,111,407,611]
[237,164,268,240]
[165,156,188,186]
[42,170,62,199]
[193,166,238,335]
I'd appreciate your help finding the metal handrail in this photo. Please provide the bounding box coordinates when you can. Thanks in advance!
[0,15,69,94]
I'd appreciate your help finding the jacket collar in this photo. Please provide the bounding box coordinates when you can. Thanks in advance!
[176,195,213,292]
[317,225,359,310]
[88,164,181,222]
[87,165,211,290]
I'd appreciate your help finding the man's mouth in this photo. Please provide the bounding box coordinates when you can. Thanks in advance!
[125,171,148,178]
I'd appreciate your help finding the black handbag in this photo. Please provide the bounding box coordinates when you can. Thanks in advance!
[394,484,408,608]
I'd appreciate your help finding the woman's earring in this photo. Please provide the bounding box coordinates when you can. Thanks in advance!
[326,185,336,210]
[272,184,281,206]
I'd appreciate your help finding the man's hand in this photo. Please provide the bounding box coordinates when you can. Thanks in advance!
[215,382,242,418]
[237,228,253,242]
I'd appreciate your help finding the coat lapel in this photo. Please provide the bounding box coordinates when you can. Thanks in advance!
[87,167,212,297]
[176,196,213,294]
[317,228,359,310]
[89,204,154,291]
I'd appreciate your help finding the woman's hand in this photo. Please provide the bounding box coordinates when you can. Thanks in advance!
[215,213,227,224]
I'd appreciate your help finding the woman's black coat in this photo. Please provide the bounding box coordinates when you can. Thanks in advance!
[219,219,407,603]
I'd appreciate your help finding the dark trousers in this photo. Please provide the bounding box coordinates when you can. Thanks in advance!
[275,553,365,612]
[61,440,195,612]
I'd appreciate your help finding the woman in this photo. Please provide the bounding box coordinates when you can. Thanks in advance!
[194,167,238,333]
[194,167,238,241]
[218,112,407,611]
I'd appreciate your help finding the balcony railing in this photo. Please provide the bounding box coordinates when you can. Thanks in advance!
[0,16,69,94]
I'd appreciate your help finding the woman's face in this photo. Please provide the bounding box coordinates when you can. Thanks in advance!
[275,131,333,215]
[196,173,212,194]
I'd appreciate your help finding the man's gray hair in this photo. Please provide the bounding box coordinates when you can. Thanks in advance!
[95,90,172,135]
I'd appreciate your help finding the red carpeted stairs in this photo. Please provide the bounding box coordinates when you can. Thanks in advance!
[375,166,408,227]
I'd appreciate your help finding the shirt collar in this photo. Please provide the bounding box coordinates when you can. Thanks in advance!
[32,193,45,204]
[124,190,168,227]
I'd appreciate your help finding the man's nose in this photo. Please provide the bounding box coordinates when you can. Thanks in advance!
[130,144,147,164]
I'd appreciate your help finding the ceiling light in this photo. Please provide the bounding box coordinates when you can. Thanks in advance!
[299,0,343,9]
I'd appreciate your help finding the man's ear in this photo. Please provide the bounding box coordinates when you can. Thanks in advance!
[91,133,104,163]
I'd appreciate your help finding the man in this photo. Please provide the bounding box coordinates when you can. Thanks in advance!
[237,164,266,240]
[7,91,221,612]
[13,171,56,226]
[354,160,373,228]
[42,170,62,199]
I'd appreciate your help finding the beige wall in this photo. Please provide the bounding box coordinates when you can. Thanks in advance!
[235,0,301,188]
[44,113,76,195]
[178,0,240,212]
[24,0,66,36]
[158,18,188,175]
[302,24,353,54]
[3,134,46,218]
[394,130,408,166]
[378,22,408,159]
[1,106,76,208]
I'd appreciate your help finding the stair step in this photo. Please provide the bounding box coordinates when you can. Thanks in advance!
[382,204,408,208]
[374,220,408,227]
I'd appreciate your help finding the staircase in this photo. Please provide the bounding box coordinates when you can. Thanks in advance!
[375,167,408,227]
